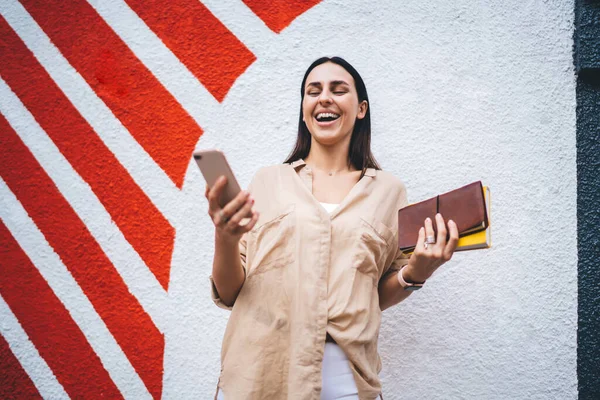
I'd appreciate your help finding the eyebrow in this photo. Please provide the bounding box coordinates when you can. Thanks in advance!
[306,80,350,88]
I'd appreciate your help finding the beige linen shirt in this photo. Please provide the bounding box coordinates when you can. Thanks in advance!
[210,158,411,400]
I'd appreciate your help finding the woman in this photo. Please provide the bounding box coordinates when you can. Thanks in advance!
[206,57,459,400]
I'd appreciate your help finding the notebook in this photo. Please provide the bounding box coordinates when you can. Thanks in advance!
[397,181,491,253]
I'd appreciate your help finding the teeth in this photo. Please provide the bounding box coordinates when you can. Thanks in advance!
[316,112,340,120]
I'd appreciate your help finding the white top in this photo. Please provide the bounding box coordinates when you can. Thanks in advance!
[319,202,339,213]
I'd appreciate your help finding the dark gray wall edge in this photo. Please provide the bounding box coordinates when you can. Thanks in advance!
[575,1,600,399]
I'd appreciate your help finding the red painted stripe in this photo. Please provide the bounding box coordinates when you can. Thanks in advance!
[242,0,322,33]
[124,0,255,102]
[0,333,42,400]
[0,17,174,291]
[0,117,164,399]
[18,0,202,188]
[0,222,121,399]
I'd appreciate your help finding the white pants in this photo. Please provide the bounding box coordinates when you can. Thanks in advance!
[320,342,360,399]
[216,342,359,399]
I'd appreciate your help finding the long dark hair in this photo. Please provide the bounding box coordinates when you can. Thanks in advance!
[283,56,381,179]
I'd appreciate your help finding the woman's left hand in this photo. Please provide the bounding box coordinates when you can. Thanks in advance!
[402,213,459,283]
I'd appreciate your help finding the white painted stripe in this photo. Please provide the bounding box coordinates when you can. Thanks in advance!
[0,179,153,400]
[0,78,173,333]
[0,295,69,400]
[0,0,181,222]
[199,0,278,57]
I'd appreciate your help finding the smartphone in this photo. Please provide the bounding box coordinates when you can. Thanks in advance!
[193,149,241,208]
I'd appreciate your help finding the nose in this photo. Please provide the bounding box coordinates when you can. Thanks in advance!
[318,88,333,104]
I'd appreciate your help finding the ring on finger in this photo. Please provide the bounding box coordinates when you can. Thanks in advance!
[218,209,229,224]
[425,235,436,244]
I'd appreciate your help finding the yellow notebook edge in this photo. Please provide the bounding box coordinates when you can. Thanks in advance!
[454,186,491,251]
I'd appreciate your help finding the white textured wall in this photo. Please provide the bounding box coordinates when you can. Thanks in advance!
[172,1,577,399]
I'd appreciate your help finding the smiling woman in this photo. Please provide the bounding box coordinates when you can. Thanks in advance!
[302,63,368,152]
[289,57,375,182]
[206,56,459,400]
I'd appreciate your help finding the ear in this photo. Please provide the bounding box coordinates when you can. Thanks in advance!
[356,100,368,120]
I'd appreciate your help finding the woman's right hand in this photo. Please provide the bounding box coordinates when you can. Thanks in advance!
[205,175,260,242]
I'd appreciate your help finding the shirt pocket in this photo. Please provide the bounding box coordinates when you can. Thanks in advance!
[353,216,395,286]
[247,204,296,277]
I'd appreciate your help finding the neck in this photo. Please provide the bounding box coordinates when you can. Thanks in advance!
[304,140,356,175]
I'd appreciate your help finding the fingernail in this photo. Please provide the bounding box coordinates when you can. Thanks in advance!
[449,219,454,225]
[436,213,442,218]
[251,199,255,204]
[425,217,430,223]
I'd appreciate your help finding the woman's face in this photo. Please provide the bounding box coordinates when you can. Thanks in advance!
[302,62,367,145]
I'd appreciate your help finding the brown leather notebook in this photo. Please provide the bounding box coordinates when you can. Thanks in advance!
[397,181,489,252]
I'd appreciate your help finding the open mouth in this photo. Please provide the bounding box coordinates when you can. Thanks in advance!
[315,112,340,123]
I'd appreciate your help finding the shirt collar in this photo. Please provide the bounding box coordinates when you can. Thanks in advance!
[289,158,376,177]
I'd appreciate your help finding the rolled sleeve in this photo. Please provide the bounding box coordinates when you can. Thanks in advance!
[209,275,231,310]
[388,248,411,273]
[381,180,411,279]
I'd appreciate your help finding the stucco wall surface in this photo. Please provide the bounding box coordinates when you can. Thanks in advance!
[176,1,578,399]
[0,0,577,399]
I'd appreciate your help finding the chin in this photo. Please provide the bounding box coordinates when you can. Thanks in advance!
[315,132,346,145]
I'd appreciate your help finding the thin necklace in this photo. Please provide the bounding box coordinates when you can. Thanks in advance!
[312,166,349,176]
[305,161,354,177]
